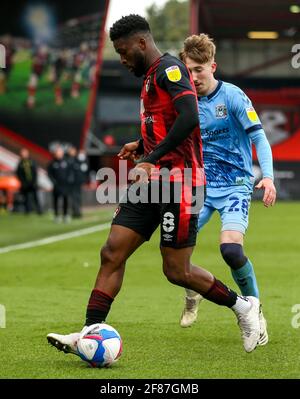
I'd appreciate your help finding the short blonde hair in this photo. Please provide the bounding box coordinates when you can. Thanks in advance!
[179,34,216,64]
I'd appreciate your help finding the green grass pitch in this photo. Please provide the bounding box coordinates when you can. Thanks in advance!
[0,202,299,379]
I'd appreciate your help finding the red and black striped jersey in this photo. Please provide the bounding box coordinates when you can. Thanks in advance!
[140,53,205,185]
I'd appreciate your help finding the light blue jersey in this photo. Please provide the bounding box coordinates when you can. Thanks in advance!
[195,81,273,301]
[197,81,273,234]
[198,80,265,190]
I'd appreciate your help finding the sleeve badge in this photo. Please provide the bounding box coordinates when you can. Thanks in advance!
[246,107,259,123]
[165,65,182,82]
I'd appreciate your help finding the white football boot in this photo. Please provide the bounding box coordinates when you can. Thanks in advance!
[233,296,260,353]
[47,325,95,356]
[47,324,103,355]
[180,293,203,328]
[258,306,268,346]
[47,332,80,355]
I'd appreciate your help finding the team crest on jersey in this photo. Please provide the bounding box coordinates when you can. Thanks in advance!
[140,99,145,114]
[165,65,182,82]
[215,104,227,118]
[246,107,259,123]
[145,76,151,92]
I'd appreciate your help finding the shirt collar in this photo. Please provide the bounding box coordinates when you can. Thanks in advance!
[198,80,223,101]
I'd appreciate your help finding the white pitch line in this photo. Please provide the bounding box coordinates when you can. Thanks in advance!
[0,223,111,255]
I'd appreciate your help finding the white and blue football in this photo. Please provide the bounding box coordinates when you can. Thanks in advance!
[77,323,122,368]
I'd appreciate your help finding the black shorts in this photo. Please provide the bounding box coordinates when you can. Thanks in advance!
[111,181,204,248]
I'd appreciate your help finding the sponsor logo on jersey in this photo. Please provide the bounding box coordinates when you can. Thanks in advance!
[162,212,175,233]
[165,65,182,82]
[163,233,173,241]
[215,104,227,118]
[246,107,259,123]
[235,177,245,185]
[204,127,230,141]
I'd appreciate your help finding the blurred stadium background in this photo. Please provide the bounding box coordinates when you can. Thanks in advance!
[0,0,300,379]
[0,0,299,210]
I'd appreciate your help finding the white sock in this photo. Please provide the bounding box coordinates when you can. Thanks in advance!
[232,296,252,313]
[185,289,201,298]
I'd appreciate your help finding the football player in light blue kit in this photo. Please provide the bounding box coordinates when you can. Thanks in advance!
[179,34,276,346]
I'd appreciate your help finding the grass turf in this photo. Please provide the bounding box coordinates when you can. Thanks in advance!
[0,202,299,379]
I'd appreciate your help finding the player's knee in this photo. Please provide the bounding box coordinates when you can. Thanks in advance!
[164,269,185,286]
[220,243,247,270]
[100,242,125,268]
[163,260,189,286]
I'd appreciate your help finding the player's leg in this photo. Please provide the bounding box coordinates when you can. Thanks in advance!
[161,246,260,352]
[47,224,146,354]
[160,187,260,352]
[47,197,160,355]
[86,225,146,325]
[220,188,268,345]
[85,187,160,325]
[180,203,215,327]
[220,231,259,298]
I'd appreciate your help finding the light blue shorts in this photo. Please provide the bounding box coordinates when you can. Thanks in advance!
[198,185,252,234]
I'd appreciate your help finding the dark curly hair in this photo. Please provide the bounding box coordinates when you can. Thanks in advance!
[109,14,151,41]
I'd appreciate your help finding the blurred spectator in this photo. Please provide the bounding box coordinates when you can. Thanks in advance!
[47,146,70,223]
[0,189,7,214]
[0,35,15,94]
[27,45,49,108]
[16,148,42,214]
[67,146,89,218]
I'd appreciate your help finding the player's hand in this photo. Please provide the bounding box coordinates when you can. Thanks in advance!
[118,141,140,161]
[129,162,155,183]
[255,177,276,207]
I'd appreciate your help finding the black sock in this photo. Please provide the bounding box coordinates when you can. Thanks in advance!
[202,278,237,308]
[85,289,114,326]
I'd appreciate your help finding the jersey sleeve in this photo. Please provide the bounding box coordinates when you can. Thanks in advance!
[156,57,195,101]
[249,129,274,180]
[229,86,262,134]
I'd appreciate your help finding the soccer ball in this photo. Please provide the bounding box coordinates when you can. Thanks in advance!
[77,323,122,368]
